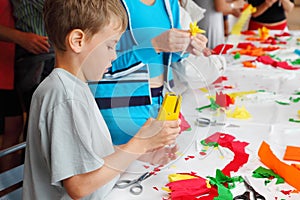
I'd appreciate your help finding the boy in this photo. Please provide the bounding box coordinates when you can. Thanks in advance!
[22,0,181,199]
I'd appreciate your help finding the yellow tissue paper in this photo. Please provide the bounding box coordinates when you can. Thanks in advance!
[189,22,205,36]
[226,106,251,119]
[168,173,198,182]
[258,26,270,40]
[231,4,257,35]
[227,90,257,99]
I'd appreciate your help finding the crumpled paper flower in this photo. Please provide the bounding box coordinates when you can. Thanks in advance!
[226,106,251,119]
[189,21,205,36]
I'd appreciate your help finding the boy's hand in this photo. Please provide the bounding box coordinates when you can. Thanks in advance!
[139,145,179,165]
[134,118,181,153]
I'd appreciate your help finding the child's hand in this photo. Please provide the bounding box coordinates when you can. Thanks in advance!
[134,118,181,153]
[139,145,179,165]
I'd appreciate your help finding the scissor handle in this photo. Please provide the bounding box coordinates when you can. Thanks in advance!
[233,191,250,200]
[196,118,210,127]
[114,179,135,189]
[129,183,143,195]
[243,177,266,200]
[253,191,266,200]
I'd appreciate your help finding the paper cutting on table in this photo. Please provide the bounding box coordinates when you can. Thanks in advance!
[258,26,270,40]
[212,44,234,54]
[212,76,228,84]
[289,96,300,103]
[243,60,257,68]
[207,169,243,200]
[196,98,220,112]
[227,90,258,99]
[289,118,300,123]
[291,58,300,65]
[274,32,291,37]
[231,45,280,57]
[241,30,256,35]
[215,91,235,108]
[237,42,255,49]
[292,164,300,171]
[252,166,284,185]
[168,173,199,182]
[258,141,300,190]
[202,132,249,176]
[234,52,241,59]
[179,113,191,132]
[165,174,212,200]
[226,106,251,119]
[294,49,300,56]
[283,146,300,162]
[275,100,290,105]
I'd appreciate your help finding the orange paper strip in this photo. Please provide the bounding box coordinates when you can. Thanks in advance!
[283,146,300,162]
[258,141,300,191]
[292,164,300,171]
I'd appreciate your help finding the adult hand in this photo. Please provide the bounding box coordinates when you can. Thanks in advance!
[151,28,190,53]
[186,34,208,56]
[231,0,245,9]
[230,0,244,17]
[231,8,242,17]
[134,118,181,153]
[16,32,50,54]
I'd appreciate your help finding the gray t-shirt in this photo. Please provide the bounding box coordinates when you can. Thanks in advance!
[22,68,118,200]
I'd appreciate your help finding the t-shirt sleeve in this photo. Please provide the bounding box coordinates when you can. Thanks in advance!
[47,100,104,187]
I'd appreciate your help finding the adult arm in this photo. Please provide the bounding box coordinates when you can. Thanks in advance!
[280,0,294,14]
[0,25,50,54]
[214,0,244,17]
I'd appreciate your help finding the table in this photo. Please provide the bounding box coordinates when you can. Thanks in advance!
[105,31,300,200]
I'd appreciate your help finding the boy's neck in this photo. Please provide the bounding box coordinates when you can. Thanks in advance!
[55,51,85,82]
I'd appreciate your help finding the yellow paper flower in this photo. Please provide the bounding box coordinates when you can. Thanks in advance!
[251,6,257,13]
[226,106,251,119]
[189,21,205,36]
[258,26,270,40]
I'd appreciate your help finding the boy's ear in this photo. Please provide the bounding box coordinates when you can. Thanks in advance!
[67,29,85,53]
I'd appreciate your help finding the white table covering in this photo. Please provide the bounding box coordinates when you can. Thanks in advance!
[105,31,300,200]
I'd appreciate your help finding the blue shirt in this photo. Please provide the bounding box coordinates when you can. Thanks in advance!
[128,0,170,78]
[111,0,182,77]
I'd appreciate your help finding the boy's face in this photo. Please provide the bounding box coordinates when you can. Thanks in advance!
[79,22,122,82]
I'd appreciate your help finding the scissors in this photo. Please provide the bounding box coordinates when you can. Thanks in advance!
[233,176,266,200]
[196,117,239,128]
[114,172,152,195]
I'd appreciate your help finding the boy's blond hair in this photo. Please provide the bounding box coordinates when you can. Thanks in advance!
[43,0,128,51]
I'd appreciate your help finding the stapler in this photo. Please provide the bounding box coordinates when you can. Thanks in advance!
[157,92,182,120]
